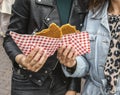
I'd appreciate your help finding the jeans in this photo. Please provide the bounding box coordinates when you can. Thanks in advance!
[11,70,67,95]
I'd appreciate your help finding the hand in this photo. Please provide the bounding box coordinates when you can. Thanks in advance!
[57,44,77,68]
[15,47,48,72]
[65,90,77,95]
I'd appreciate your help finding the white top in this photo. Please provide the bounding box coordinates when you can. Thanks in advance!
[0,0,15,14]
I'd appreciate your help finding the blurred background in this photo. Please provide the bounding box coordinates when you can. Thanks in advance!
[0,37,12,95]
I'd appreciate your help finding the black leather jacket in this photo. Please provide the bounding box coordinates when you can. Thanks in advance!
[3,0,88,92]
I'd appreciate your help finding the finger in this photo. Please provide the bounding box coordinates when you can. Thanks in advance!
[64,59,76,68]
[35,54,48,72]
[57,45,66,56]
[18,55,33,70]
[57,46,65,61]
[26,46,39,63]
[57,54,61,61]
[72,51,78,60]
[59,59,65,65]
[32,51,48,72]
[34,64,42,72]
[57,55,66,65]
[63,45,72,57]
[30,48,44,66]
[67,52,77,67]
[57,45,66,61]
[26,64,33,71]
[67,46,76,59]
[30,63,42,72]
[39,51,48,64]
[65,52,77,65]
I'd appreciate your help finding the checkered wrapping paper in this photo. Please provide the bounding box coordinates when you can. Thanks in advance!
[10,31,90,56]
[61,32,90,56]
[10,32,60,56]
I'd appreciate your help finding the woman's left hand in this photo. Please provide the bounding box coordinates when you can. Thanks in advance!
[65,90,77,95]
[57,44,77,68]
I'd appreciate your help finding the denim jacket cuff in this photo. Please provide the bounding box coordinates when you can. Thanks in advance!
[62,56,89,77]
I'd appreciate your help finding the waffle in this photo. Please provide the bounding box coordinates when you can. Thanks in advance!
[35,23,62,38]
[61,24,78,35]
[35,23,79,38]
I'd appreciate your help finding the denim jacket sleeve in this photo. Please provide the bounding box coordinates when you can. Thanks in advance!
[62,56,89,77]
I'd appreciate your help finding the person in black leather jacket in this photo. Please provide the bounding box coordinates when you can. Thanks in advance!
[3,0,89,95]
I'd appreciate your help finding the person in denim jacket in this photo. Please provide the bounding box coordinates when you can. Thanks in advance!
[57,0,120,95]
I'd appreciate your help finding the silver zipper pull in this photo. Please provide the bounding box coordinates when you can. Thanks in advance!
[32,28,38,35]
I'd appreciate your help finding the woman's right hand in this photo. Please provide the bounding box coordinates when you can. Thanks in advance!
[15,47,48,72]
[57,44,77,68]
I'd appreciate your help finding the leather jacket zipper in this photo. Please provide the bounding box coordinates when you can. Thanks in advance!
[52,60,59,70]
[32,28,38,35]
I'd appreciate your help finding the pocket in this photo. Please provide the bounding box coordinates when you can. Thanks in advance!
[86,34,96,60]
[12,71,35,91]
[12,71,30,83]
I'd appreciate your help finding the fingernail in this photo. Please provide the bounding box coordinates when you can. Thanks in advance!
[31,46,35,50]
[45,54,48,58]
[35,46,40,49]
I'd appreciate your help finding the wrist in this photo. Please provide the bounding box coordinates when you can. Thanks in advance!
[66,61,77,74]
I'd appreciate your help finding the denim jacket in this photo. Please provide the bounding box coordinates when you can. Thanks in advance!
[62,1,117,95]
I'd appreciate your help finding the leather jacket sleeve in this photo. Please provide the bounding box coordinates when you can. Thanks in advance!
[3,0,30,63]
[66,64,81,92]
[67,77,81,92]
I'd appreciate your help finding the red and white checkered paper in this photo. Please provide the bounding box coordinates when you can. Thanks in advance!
[10,31,90,57]
[61,32,90,56]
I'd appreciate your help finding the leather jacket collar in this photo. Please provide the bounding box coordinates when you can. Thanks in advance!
[35,0,88,27]
[35,0,87,12]
[35,0,54,7]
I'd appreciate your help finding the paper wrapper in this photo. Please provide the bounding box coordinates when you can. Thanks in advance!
[10,31,90,57]
[61,32,90,56]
